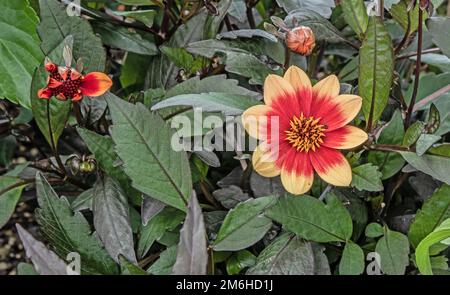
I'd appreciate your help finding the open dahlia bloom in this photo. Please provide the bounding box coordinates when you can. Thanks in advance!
[242,66,368,195]
[38,59,112,102]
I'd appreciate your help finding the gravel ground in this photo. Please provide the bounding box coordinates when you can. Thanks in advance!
[0,202,38,275]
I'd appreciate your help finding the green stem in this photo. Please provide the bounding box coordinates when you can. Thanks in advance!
[46,100,66,175]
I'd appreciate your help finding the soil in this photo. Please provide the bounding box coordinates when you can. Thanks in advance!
[0,201,37,275]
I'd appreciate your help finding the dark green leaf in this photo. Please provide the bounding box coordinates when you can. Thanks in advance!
[0,176,25,229]
[339,242,365,275]
[137,207,184,258]
[113,10,156,27]
[247,233,330,275]
[160,46,203,75]
[0,136,16,167]
[0,0,43,108]
[399,152,450,185]
[108,96,192,211]
[403,121,425,147]
[187,39,284,65]
[152,92,260,116]
[212,186,251,209]
[38,0,106,72]
[341,0,369,39]
[375,226,410,275]
[30,66,71,148]
[409,184,450,248]
[225,52,282,85]
[351,163,383,192]
[266,194,353,243]
[70,189,93,212]
[359,16,394,126]
[147,245,177,275]
[77,125,139,203]
[35,172,118,274]
[120,53,150,89]
[391,0,426,33]
[365,222,384,238]
[217,29,278,42]
[284,9,346,43]
[145,1,230,89]
[406,72,450,108]
[429,143,450,157]
[277,0,335,18]
[427,17,450,58]
[416,134,441,156]
[17,263,39,275]
[119,256,147,275]
[368,110,405,179]
[226,250,256,275]
[93,22,157,56]
[213,196,276,251]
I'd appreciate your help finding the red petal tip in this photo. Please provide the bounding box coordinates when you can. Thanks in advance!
[37,88,53,99]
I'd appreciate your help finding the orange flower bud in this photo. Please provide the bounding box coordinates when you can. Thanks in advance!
[286,26,315,56]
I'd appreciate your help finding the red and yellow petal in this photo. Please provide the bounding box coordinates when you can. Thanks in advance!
[241,104,269,140]
[312,75,340,102]
[284,66,313,115]
[80,72,112,97]
[323,125,368,149]
[252,143,280,177]
[37,88,53,99]
[309,147,352,186]
[280,152,314,195]
[263,74,295,106]
[284,66,312,93]
[312,94,362,131]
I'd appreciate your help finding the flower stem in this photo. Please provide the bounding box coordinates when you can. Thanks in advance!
[72,101,83,127]
[396,48,440,60]
[413,84,450,112]
[405,8,423,128]
[366,144,410,152]
[0,179,34,197]
[283,46,291,71]
[46,100,66,176]
[246,0,256,29]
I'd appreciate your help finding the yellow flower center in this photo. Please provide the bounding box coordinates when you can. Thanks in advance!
[285,114,326,152]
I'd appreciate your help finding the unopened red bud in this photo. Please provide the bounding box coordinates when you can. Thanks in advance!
[286,26,315,56]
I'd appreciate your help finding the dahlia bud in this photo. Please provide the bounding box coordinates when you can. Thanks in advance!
[286,26,315,56]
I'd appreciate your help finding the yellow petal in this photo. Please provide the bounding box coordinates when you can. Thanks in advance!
[312,74,340,100]
[241,105,268,140]
[280,167,313,195]
[252,143,280,177]
[330,94,362,127]
[323,126,368,149]
[310,147,352,186]
[264,74,295,105]
[284,66,312,92]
